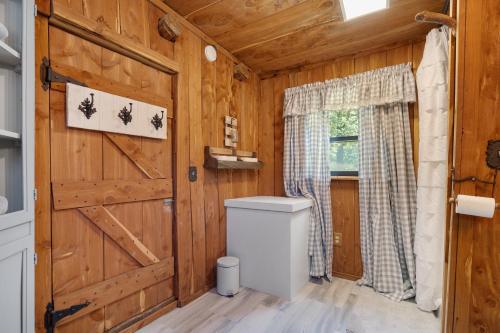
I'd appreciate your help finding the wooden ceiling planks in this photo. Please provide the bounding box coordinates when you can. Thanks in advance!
[163,0,445,74]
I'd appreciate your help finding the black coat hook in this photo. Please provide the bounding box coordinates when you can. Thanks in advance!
[78,93,96,119]
[151,111,164,130]
[118,103,133,125]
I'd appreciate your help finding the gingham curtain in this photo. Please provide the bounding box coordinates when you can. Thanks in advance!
[283,100,333,279]
[357,103,418,301]
[283,63,416,284]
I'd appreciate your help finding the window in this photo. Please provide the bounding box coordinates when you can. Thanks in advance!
[340,0,389,21]
[330,110,359,176]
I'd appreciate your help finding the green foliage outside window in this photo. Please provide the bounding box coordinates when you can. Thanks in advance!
[330,110,359,174]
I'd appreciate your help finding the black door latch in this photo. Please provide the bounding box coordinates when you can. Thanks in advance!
[44,301,90,333]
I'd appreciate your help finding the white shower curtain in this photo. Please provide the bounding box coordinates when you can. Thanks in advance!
[415,27,450,311]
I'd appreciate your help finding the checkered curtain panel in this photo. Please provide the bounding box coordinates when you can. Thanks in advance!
[357,103,418,301]
[283,63,417,282]
[283,107,333,279]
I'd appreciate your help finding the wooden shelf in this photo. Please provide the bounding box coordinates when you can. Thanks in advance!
[204,146,263,170]
[0,129,21,141]
[0,41,21,67]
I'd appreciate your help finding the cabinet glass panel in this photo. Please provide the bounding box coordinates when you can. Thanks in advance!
[0,0,24,216]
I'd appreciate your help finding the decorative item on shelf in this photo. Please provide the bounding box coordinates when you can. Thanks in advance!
[158,13,181,42]
[224,116,238,148]
[78,93,96,119]
[234,63,250,81]
[151,111,164,130]
[0,196,8,215]
[0,22,8,41]
[118,103,133,125]
[204,146,263,170]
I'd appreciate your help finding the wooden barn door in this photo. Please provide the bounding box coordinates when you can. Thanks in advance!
[46,27,175,333]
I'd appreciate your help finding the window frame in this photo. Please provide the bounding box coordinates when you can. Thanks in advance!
[329,135,359,177]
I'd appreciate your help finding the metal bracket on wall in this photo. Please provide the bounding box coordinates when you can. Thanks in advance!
[40,57,87,91]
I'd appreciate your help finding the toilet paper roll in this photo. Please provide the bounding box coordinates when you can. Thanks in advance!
[455,195,496,218]
[0,196,8,215]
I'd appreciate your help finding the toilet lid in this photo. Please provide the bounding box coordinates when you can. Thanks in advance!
[217,256,239,268]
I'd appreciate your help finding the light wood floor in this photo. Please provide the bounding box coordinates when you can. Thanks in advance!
[138,278,440,333]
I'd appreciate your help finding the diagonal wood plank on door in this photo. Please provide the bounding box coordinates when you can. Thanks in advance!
[54,257,174,326]
[105,133,166,179]
[79,205,160,266]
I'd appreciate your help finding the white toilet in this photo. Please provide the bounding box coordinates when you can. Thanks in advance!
[225,196,312,300]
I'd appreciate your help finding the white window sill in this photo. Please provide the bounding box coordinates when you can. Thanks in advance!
[331,176,359,181]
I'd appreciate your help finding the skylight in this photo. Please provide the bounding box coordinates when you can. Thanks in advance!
[340,0,389,20]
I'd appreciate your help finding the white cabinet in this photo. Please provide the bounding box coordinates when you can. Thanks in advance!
[225,196,312,300]
[0,0,35,332]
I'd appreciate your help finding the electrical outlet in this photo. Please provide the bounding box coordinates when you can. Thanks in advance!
[334,232,342,246]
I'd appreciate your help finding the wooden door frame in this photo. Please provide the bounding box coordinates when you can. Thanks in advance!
[34,4,183,332]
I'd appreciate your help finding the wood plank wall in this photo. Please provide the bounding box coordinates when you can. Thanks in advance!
[35,0,260,330]
[174,30,260,305]
[258,40,426,280]
[449,0,500,331]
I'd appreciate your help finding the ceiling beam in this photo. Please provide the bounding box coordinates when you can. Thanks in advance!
[152,0,249,67]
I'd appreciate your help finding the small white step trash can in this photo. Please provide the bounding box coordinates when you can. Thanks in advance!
[217,256,240,296]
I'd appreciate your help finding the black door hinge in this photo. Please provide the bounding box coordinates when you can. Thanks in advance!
[40,57,87,91]
[44,301,90,333]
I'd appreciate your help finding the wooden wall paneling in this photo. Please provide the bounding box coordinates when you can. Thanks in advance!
[215,54,234,260]
[119,0,149,46]
[173,29,194,305]
[34,14,51,333]
[452,0,500,331]
[186,31,207,295]
[331,180,361,279]
[324,58,355,80]
[201,41,220,288]
[272,75,289,197]
[258,78,275,195]
[81,0,120,33]
[354,50,387,74]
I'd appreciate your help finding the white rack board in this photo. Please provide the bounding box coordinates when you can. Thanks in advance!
[0,40,21,66]
[0,129,21,141]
